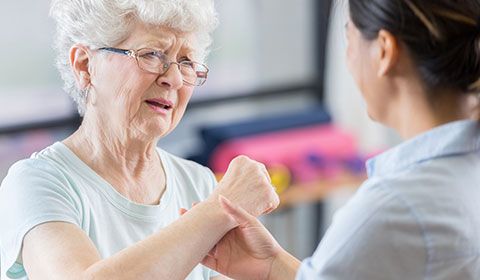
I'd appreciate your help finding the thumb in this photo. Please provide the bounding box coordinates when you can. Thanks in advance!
[219,195,256,227]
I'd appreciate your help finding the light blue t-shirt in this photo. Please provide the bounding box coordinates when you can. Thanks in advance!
[297,120,480,279]
[0,142,219,279]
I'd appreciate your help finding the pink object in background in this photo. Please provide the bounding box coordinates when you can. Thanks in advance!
[210,124,359,183]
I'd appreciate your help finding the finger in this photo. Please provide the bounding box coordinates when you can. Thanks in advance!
[262,192,280,215]
[263,203,276,215]
[219,195,256,227]
[258,163,271,182]
[264,170,272,183]
[179,208,188,215]
[270,192,280,208]
[274,193,280,208]
[230,155,249,167]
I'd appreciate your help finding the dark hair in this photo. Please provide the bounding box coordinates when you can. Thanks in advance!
[349,0,480,98]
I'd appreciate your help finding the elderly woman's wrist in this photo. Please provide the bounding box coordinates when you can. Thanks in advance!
[201,196,238,230]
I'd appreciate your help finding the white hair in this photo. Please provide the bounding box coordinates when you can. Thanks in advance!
[50,0,218,115]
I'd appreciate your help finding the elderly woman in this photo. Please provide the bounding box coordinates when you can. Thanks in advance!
[0,0,278,279]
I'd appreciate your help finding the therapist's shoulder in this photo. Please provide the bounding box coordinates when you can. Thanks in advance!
[331,175,430,248]
[351,171,439,230]
[329,176,421,239]
[347,176,402,213]
[369,160,471,214]
[360,162,451,207]
[379,159,480,261]
[302,178,428,279]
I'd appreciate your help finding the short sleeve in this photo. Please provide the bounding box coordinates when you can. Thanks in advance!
[296,182,427,280]
[0,159,82,279]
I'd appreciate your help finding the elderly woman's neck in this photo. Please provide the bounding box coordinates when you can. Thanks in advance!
[64,116,167,205]
[65,116,161,170]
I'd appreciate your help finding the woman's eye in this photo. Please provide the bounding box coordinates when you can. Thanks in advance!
[141,52,160,60]
[179,58,194,67]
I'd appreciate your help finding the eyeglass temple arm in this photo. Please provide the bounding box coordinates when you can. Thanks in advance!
[98,47,133,57]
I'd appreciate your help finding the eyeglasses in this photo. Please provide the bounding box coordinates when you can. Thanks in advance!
[98,47,209,86]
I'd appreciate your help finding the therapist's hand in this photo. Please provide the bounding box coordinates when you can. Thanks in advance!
[201,196,283,280]
[209,156,279,217]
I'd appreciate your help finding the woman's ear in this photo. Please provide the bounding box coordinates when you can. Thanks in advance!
[376,29,399,77]
[70,44,92,89]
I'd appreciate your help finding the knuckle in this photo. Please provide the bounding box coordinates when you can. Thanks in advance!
[261,176,271,186]
[231,155,253,167]
[273,193,280,206]
[230,157,240,164]
[255,164,267,173]
[236,155,250,162]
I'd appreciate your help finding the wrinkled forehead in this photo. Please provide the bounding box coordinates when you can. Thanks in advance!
[122,22,201,58]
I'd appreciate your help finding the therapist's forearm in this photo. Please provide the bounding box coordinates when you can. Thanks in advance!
[268,249,301,280]
[84,200,235,280]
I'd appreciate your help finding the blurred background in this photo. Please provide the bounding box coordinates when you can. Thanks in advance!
[0,0,400,260]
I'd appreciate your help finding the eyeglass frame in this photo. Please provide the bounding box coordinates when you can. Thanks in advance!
[97,47,209,86]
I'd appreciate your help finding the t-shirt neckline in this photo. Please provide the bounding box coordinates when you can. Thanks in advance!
[51,141,174,222]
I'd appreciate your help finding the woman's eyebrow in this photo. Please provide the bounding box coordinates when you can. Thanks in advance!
[180,41,198,57]
[180,47,196,57]
[138,38,172,50]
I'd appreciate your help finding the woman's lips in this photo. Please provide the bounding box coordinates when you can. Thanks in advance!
[145,98,173,115]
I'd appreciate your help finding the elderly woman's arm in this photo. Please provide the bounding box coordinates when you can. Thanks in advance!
[22,156,279,280]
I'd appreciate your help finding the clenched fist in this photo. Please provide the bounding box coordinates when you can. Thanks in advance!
[209,156,280,217]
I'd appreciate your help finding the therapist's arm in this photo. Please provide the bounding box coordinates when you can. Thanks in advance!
[201,196,300,280]
[22,156,279,280]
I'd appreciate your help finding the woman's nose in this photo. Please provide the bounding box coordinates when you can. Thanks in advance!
[155,63,183,89]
